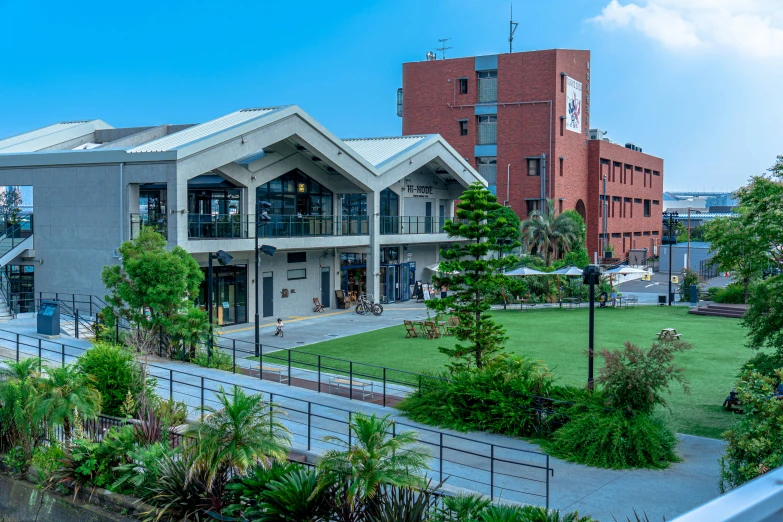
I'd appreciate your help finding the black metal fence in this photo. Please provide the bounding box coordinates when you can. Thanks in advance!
[0,327,554,506]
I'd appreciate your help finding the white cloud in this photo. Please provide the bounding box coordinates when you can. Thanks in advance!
[592,0,783,58]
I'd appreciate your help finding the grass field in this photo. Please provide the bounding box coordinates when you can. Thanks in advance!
[293,306,755,439]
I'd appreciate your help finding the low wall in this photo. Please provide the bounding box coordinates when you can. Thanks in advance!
[0,472,141,522]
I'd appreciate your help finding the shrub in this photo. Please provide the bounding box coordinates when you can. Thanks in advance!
[111,442,175,497]
[596,340,692,415]
[193,347,234,371]
[77,342,154,416]
[720,370,783,492]
[31,444,65,484]
[710,283,746,304]
[544,408,679,470]
[738,352,783,381]
[679,269,700,301]
[398,355,587,437]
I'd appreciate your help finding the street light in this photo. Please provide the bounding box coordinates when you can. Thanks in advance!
[582,264,601,390]
[662,211,679,306]
[208,250,233,365]
[255,201,275,357]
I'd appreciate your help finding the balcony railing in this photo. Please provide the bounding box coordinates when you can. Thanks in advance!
[477,122,497,145]
[478,77,498,103]
[188,213,253,239]
[185,214,369,239]
[380,216,445,235]
[131,212,167,239]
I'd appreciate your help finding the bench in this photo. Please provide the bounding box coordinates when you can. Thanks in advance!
[656,328,682,341]
[328,376,373,400]
[251,364,289,384]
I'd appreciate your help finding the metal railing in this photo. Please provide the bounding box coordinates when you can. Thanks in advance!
[0,328,554,507]
[130,212,167,239]
[477,122,497,145]
[380,216,442,235]
[184,214,370,239]
[0,213,33,258]
[188,213,252,239]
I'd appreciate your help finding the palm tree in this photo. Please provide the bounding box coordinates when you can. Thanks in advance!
[183,386,291,491]
[0,357,40,382]
[0,358,42,454]
[317,413,430,503]
[33,364,101,439]
[173,303,211,359]
[520,199,579,266]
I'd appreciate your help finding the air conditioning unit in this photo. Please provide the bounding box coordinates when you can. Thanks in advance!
[589,128,606,140]
[625,143,643,153]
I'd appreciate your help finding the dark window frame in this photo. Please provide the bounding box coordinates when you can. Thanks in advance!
[287,268,307,280]
[459,119,468,136]
[458,78,468,94]
[527,158,541,177]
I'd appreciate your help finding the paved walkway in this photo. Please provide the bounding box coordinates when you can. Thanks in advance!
[0,312,725,521]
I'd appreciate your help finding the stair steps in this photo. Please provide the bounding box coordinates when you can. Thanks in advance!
[688,303,747,319]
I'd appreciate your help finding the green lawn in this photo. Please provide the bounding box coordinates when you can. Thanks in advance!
[294,306,754,439]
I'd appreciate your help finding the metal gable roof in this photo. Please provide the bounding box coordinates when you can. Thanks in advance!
[128,107,285,153]
[0,121,93,151]
[342,135,431,168]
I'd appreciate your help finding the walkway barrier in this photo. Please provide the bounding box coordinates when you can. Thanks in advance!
[0,326,553,507]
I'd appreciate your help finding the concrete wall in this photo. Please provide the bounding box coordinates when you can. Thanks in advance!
[659,244,713,274]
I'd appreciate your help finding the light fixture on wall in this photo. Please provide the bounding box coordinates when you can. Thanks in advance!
[241,136,248,144]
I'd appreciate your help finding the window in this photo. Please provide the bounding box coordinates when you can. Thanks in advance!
[600,158,610,165]
[476,157,497,187]
[379,188,399,234]
[643,231,651,236]
[653,170,660,176]
[287,252,306,263]
[653,200,660,205]
[644,200,651,217]
[525,200,541,216]
[527,158,541,176]
[459,119,468,136]
[256,170,334,237]
[634,198,642,203]
[477,70,498,103]
[559,157,564,177]
[634,232,642,236]
[652,230,659,236]
[287,268,306,280]
[477,115,497,145]
[612,233,621,238]
[560,74,565,93]
[458,78,468,94]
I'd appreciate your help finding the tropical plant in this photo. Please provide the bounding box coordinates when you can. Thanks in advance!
[427,182,520,369]
[53,438,114,498]
[223,460,306,519]
[111,442,176,497]
[520,200,580,266]
[34,364,102,439]
[317,412,430,503]
[371,482,441,522]
[172,304,211,359]
[142,451,212,521]
[544,408,679,470]
[183,387,290,492]
[743,275,783,354]
[0,358,41,457]
[76,342,153,417]
[596,340,692,415]
[31,443,65,484]
[434,493,491,521]
[253,467,331,521]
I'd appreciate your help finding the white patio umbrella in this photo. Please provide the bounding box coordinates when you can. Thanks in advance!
[604,265,650,289]
[426,262,459,274]
[552,266,584,276]
[505,267,547,276]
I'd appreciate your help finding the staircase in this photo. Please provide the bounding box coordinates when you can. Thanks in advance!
[0,293,13,323]
[688,302,748,319]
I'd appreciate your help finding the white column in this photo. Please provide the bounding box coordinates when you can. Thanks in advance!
[166,174,188,248]
[367,190,381,300]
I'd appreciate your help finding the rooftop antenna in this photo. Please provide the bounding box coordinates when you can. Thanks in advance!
[436,38,452,59]
[509,4,519,53]
[426,51,437,61]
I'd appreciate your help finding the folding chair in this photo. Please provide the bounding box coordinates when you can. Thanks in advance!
[424,321,441,340]
[404,320,418,338]
[313,297,324,313]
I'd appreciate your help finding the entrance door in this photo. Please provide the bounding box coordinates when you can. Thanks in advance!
[321,267,330,307]
[262,271,273,318]
[400,263,411,301]
[386,267,396,303]
[425,201,432,233]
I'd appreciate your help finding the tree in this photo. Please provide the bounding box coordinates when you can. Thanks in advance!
[183,387,290,491]
[101,227,204,335]
[172,303,211,359]
[34,364,102,439]
[0,359,42,466]
[317,413,429,503]
[561,209,590,268]
[703,216,767,303]
[0,186,23,225]
[520,200,580,266]
[428,182,520,369]
[743,275,783,354]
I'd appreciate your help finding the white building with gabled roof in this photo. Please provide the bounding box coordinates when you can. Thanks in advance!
[0,105,485,321]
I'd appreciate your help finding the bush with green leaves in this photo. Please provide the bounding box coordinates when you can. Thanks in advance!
[738,352,783,381]
[720,370,783,492]
[399,355,590,437]
[0,358,42,461]
[77,342,155,416]
[192,346,234,371]
[31,443,65,484]
[543,408,679,470]
[707,283,746,304]
[436,495,594,522]
[679,269,700,301]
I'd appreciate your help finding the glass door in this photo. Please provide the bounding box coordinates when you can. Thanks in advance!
[400,263,411,301]
[386,266,396,303]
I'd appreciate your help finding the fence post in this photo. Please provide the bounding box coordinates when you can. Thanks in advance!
[287,349,292,386]
[115,321,119,343]
[317,355,321,392]
[38,339,41,373]
[200,376,205,420]
[159,328,163,358]
[383,367,387,408]
[61,344,65,367]
[307,402,311,451]
[349,362,353,400]
[259,348,263,381]
[15,333,19,362]
[536,396,542,437]
[439,432,444,483]
[490,445,494,501]
[232,339,236,374]
[546,455,551,509]
[75,309,79,339]
[348,411,352,447]
[71,295,75,314]
[169,369,173,402]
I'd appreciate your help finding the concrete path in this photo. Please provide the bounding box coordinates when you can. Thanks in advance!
[0,314,726,521]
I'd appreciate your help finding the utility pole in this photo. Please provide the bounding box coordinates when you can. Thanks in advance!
[602,175,607,259]
[509,4,519,53]
[662,211,678,305]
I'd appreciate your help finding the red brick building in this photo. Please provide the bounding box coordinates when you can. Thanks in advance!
[400,49,663,260]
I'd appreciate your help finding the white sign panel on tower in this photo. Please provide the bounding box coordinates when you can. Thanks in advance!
[565,77,582,133]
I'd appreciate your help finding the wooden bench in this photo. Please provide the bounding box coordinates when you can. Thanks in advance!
[656,328,682,341]
[328,376,373,400]
[251,364,289,384]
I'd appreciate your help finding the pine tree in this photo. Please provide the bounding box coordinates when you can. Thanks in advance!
[428,182,520,369]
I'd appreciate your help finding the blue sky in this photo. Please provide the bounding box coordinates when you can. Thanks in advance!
[1,0,780,191]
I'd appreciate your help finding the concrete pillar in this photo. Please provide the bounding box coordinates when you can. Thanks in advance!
[167,174,188,248]
[367,191,381,300]
[126,183,139,241]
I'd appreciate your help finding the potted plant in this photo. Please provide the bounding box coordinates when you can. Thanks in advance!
[603,243,615,260]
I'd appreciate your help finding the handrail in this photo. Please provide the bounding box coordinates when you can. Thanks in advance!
[0,213,33,258]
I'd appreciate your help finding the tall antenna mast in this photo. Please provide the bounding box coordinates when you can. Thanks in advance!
[436,38,452,59]
[509,4,519,53]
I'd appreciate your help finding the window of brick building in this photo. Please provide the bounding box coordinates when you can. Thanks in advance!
[653,200,660,205]
[559,157,564,177]
[612,233,621,238]
[652,230,659,236]
[525,199,541,216]
[653,170,660,176]
[643,231,651,236]
[477,115,497,145]
[634,232,642,236]
[613,161,621,182]
[644,199,651,217]
[527,158,541,176]
[459,119,468,136]
[634,198,642,203]
[458,78,468,94]
[625,197,632,218]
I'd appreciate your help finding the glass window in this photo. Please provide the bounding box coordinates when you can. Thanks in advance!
[459,78,468,94]
[287,268,307,280]
[527,158,541,176]
[459,120,468,136]
[342,194,367,216]
[257,170,333,216]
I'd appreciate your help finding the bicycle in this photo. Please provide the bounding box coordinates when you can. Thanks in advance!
[355,294,383,316]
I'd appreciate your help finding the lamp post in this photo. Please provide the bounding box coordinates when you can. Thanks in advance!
[207,250,233,365]
[582,264,601,390]
[254,201,274,357]
[662,211,678,306]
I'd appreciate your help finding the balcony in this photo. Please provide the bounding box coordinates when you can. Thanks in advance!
[478,77,498,103]
[185,214,369,239]
[380,216,449,235]
[477,122,497,145]
[131,213,167,239]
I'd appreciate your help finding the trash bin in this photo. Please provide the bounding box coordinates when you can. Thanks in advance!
[37,300,60,337]
[689,286,699,306]
[658,295,667,306]
[670,292,676,305]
